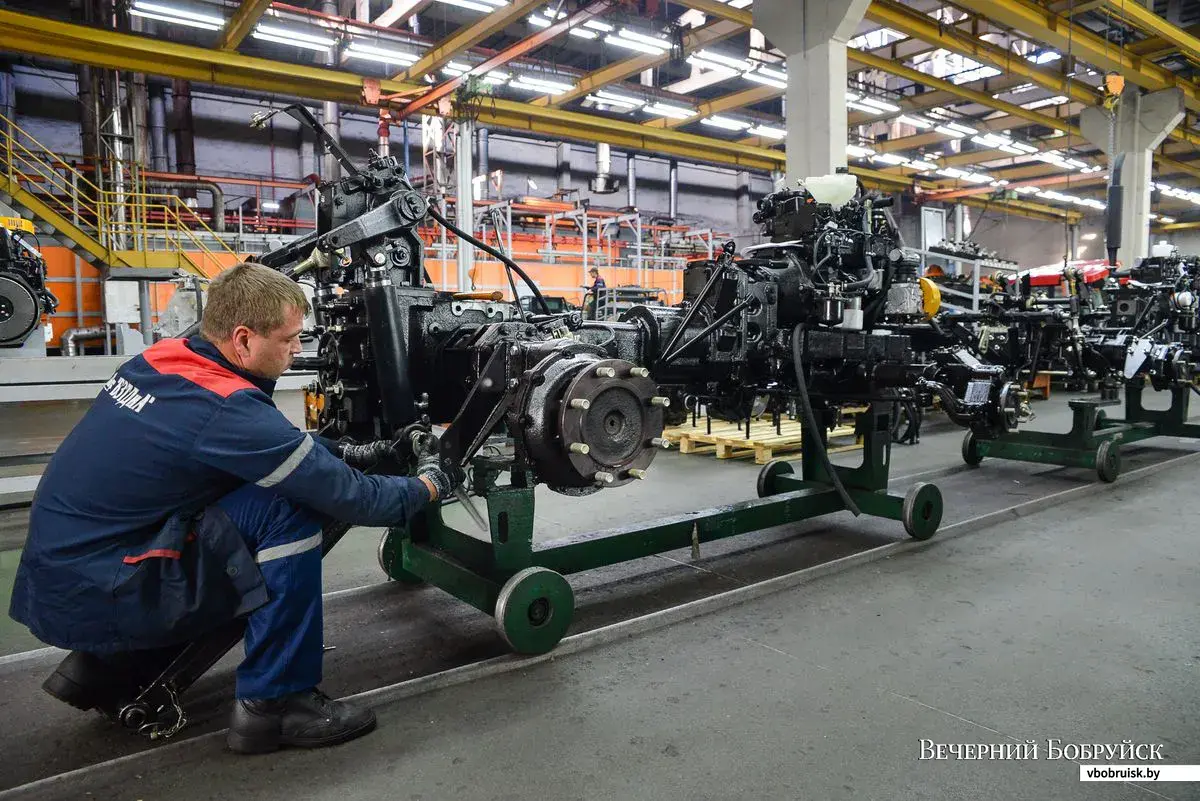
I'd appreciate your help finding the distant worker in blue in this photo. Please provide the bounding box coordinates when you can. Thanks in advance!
[10,263,458,754]
[584,266,606,319]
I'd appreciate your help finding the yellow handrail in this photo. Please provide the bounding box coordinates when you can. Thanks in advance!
[0,111,241,276]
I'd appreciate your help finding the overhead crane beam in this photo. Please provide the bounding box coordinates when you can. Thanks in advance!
[534,18,743,108]
[1096,1,1200,66]
[374,0,434,28]
[0,9,1089,226]
[643,84,780,130]
[673,0,753,28]
[217,0,274,51]
[397,0,616,120]
[964,0,1200,112]
[396,0,545,81]
[867,0,1200,152]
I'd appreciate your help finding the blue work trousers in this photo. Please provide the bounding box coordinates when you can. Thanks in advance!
[216,484,326,700]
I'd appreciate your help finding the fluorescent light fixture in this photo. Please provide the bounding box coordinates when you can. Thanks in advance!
[963,172,992,184]
[509,74,575,94]
[906,160,938,172]
[872,153,908,165]
[584,19,614,32]
[529,14,551,27]
[1161,216,1176,223]
[898,115,933,129]
[999,144,1026,155]
[756,66,787,82]
[1081,232,1098,241]
[1021,95,1068,110]
[436,0,508,9]
[586,94,635,109]
[253,23,336,50]
[1015,185,1040,194]
[847,100,884,114]
[937,167,969,179]
[945,122,977,135]
[568,27,598,39]
[686,55,739,76]
[695,49,754,72]
[934,125,967,138]
[845,91,861,102]
[1031,51,1061,64]
[701,115,752,131]
[261,200,281,212]
[130,1,224,29]
[1011,141,1040,154]
[605,34,667,55]
[858,96,901,113]
[743,71,787,89]
[643,102,696,119]
[846,144,876,159]
[346,41,419,66]
[749,125,786,140]
[595,90,645,106]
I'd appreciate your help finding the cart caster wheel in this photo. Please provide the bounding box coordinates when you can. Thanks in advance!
[757,458,795,498]
[1096,440,1120,483]
[118,703,149,731]
[494,567,574,655]
[961,432,983,467]
[902,482,943,541]
[377,531,424,585]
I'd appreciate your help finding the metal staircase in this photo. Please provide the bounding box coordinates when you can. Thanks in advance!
[0,112,236,277]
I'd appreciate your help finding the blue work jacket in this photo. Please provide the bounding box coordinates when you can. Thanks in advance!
[9,335,428,652]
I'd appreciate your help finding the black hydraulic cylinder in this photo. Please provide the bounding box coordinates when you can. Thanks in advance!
[363,282,416,433]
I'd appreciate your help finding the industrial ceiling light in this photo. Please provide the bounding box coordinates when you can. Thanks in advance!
[509,74,575,94]
[897,115,934,129]
[346,41,420,66]
[129,1,224,29]
[743,70,786,89]
[435,0,504,12]
[872,153,908,165]
[694,49,754,72]
[642,102,696,120]
[686,55,739,77]
[846,144,875,159]
[594,89,645,107]
[253,23,336,50]
[748,125,786,139]
[857,96,902,113]
[605,34,667,55]
[585,94,637,110]
[700,115,751,131]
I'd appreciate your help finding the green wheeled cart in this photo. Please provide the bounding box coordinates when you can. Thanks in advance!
[378,404,945,655]
[962,380,1200,483]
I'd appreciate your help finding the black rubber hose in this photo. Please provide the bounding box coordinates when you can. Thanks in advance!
[790,326,861,516]
[426,203,551,315]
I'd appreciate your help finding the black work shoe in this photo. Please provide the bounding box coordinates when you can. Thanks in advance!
[226,689,377,754]
[42,651,127,713]
[43,646,188,714]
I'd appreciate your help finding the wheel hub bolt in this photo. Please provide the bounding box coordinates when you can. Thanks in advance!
[569,398,591,410]
[569,442,591,454]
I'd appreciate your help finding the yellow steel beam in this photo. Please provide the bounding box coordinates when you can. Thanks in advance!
[217,0,274,51]
[397,0,545,80]
[535,19,743,108]
[1098,0,1200,65]
[0,9,787,172]
[374,0,435,28]
[966,0,1200,112]
[1160,220,1200,231]
[673,0,753,28]
[643,84,780,129]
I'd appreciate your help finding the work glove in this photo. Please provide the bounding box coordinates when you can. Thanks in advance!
[416,450,463,503]
[338,439,395,469]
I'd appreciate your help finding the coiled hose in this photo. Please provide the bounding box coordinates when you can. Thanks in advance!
[791,326,860,516]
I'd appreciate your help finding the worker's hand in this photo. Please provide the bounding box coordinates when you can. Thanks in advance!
[416,456,462,503]
[338,439,395,469]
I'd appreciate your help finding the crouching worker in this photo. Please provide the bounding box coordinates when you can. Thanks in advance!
[9,263,457,754]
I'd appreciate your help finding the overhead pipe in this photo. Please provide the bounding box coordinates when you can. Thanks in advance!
[626,154,637,208]
[477,126,489,200]
[668,159,678,220]
[590,142,618,194]
[145,177,226,232]
[148,82,168,172]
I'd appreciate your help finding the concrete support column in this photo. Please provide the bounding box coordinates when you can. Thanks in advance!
[455,118,474,291]
[1081,86,1184,267]
[556,142,572,191]
[736,170,752,233]
[754,0,870,184]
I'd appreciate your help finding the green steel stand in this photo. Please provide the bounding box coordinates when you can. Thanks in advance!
[962,381,1200,483]
[379,404,944,655]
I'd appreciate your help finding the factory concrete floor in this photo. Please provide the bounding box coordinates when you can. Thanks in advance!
[2,391,1199,799]
[11,434,1200,801]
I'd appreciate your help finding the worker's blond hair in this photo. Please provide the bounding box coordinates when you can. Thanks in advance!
[200,262,310,341]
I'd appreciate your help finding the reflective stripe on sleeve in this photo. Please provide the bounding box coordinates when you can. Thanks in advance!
[256,434,314,488]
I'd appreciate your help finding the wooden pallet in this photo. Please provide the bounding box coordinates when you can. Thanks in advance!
[663,417,862,465]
